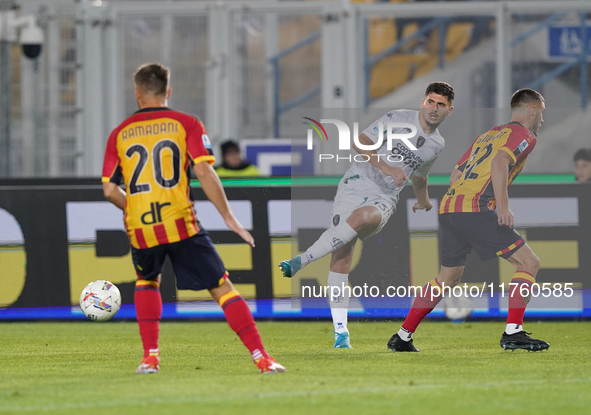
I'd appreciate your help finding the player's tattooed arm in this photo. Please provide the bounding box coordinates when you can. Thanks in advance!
[193,161,255,247]
[103,182,126,211]
[354,133,409,187]
[411,176,433,212]
[490,151,514,227]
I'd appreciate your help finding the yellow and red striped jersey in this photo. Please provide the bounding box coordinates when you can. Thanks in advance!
[102,108,214,249]
[439,122,536,214]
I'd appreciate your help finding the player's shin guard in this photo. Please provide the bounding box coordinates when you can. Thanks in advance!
[135,279,162,358]
[507,271,536,327]
[298,222,357,268]
[401,279,444,336]
[218,290,270,361]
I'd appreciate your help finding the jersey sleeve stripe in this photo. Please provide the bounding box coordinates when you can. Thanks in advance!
[192,155,215,165]
[498,146,517,164]
[102,164,120,182]
[135,229,148,249]
[154,224,169,245]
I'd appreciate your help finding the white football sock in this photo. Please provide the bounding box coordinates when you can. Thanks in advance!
[298,222,357,269]
[505,323,522,335]
[397,327,413,342]
[328,271,350,333]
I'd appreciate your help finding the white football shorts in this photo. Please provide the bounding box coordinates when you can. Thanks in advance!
[330,174,398,239]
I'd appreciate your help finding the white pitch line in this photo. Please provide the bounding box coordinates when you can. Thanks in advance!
[2,377,590,412]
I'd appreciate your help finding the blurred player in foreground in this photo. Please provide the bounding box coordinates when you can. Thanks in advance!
[388,88,549,352]
[102,63,285,374]
[280,82,455,348]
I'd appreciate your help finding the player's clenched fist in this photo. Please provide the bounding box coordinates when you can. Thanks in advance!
[412,200,433,213]
[497,207,514,228]
[382,165,409,187]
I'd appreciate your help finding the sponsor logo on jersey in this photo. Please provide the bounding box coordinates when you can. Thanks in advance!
[514,139,528,156]
[416,136,426,148]
[391,142,425,165]
[141,202,171,225]
[202,134,212,149]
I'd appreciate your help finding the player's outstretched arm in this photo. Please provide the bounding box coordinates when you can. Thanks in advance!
[103,182,126,211]
[411,176,433,212]
[193,161,255,247]
[353,133,409,187]
[490,151,514,227]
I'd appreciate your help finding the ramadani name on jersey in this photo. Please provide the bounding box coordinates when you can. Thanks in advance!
[121,121,179,141]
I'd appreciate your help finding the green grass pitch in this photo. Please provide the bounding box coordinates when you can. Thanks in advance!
[1,321,590,415]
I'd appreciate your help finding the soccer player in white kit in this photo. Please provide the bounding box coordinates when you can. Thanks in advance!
[280,82,455,348]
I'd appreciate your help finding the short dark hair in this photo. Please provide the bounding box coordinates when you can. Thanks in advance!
[510,88,544,109]
[574,148,591,162]
[425,82,455,104]
[221,140,240,156]
[134,63,170,96]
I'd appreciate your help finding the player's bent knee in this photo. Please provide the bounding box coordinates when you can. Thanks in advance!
[525,254,541,274]
[347,208,381,231]
[438,266,464,287]
[346,212,368,231]
[209,278,236,302]
[516,251,541,274]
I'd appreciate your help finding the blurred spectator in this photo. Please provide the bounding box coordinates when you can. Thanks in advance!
[574,148,591,183]
[215,140,261,178]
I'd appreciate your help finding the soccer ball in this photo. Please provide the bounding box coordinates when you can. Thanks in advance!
[79,280,121,321]
[443,295,473,321]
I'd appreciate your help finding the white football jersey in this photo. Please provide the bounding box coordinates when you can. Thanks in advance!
[345,109,445,196]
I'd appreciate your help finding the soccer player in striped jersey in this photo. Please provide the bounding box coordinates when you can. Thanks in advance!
[102,63,285,374]
[388,88,549,352]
